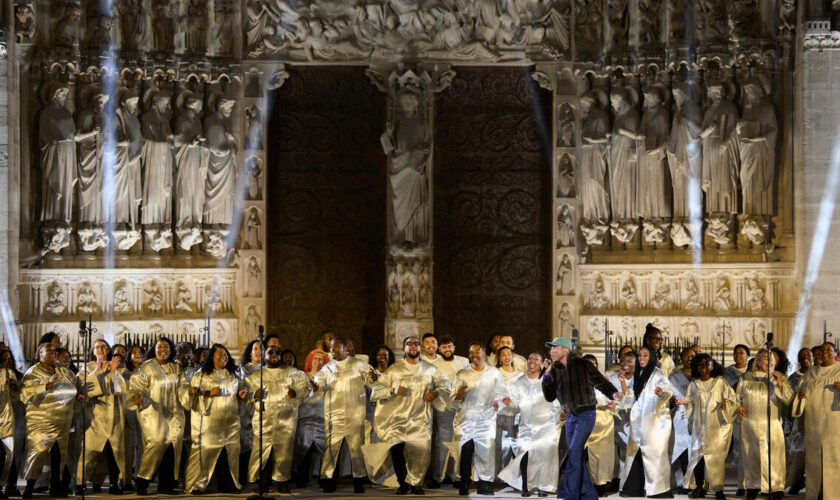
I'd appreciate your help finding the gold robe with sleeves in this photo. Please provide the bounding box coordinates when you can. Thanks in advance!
[791,363,840,500]
[363,359,451,487]
[587,389,618,486]
[183,368,243,493]
[314,356,373,479]
[736,371,794,493]
[0,368,19,482]
[128,360,184,481]
[684,376,737,491]
[245,365,311,483]
[20,363,77,479]
[76,362,128,483]
[429,355,469,483]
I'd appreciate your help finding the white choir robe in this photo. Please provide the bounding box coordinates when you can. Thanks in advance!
[362,359,451,487]
[446,365,506,482]
[791,363,840,500]
[736,371,794,493]
[498,374,562,494]
[76,362,128,483]
[245,366,311,482]
[496,368,522,474]
[785,370,807,488]
[314,356,373,478]
[609,372,632,479]
[619,368,673,496]
[294,385,325,478]
[668,370,691,487]
[658,353,676,377]
[587,389,617,486]
[684,376,737,491]
[429,355,469,483]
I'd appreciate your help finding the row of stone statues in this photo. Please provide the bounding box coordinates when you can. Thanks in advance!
[576,75,778,248]
[38,82,238,256]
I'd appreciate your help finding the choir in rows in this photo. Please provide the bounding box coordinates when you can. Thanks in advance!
[0,324,838,500]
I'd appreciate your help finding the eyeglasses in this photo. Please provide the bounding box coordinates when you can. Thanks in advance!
[404,341,421,346]
[266,350,279,355]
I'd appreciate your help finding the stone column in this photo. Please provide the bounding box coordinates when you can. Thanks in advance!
[366,63,454,350]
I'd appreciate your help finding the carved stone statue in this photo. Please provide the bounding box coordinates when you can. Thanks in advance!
[730,0,761,39]
[75,91,107,225]
[176,281,194,312]
[557,154,575,197]
[638,84,672,219]
[210,0,234,56]
[77,283,98,314]
[401,277,416,317]
[244,305,261,340]
[575,0,603,53]
[609,87,641,220]
[387,267,400,317]
[245,105,263,150]
[590,277,609,309]
[738,80,778,216]
[246,257,262,298]
[383,89,431,246]
[558,303,574,337]
[417,261,432,315]
[714,277,733,311]
[557,253,574,295]
[15,3,36,43]
[113,89,143,249]
[174,92,208,250]
[152,0,177,52]
[54,5,81,47]
[579,89,610,224]
[607,0,629,49]
[621,279,639,309]
[140,89,175,250]
[244,208,262,249]
[683,278,701,309]
[182,0,208,53]
[557,205,576,247]
[144,281,164,312]
[118,0,149,51]
[39,84,80,227]
[245,156,262,200]
[668,81,703,219]
[650,280,673,310]
[558,103,575,147]
[746,277,766,312]
[203,97,237,226]
[45,282,66,316]
[86,13,114,48]
[697,0,728,43]
[638,0,661,45]
[114,284,131,314]
[700,81,739,214]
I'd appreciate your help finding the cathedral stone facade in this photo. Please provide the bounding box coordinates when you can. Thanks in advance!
[0,0,836,361]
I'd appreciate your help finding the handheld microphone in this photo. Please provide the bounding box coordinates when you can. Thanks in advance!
[571,328,579,353]
[766,331,774,347]
[257,325,264,341]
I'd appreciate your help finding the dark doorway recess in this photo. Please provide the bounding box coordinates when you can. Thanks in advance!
[266,66,387,359]
[434,67,553,358]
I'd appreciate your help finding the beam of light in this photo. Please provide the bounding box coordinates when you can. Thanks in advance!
[788,121,840,358]
[100,44,119,344]
[0,290,26,372]
[687,143,703,267]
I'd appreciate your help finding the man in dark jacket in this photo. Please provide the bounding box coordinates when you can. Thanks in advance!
[542,337,622,500]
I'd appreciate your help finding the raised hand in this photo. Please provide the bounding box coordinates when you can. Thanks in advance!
[237,389,248,400]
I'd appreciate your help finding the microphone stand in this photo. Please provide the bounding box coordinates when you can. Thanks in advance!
[248,326,273,500]
[765,332,774,497]
[78,316,94,499]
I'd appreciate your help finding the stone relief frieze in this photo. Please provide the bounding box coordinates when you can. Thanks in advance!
[386,255,433,320]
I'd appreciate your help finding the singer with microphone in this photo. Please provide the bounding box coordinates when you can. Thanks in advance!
[541,335,622,500]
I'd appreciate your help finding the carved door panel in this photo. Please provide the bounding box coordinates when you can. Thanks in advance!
[266,66,387,359]
[434,67,553,357]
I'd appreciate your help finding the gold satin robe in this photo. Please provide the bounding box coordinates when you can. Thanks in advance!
[245,366,311,482]
[363,359,451,487]
[75,362,128,482]
[314,356,373,478]
[183,369,242,493]
[587,389,617,486]
[791,363,840,500]
[0,368,19,482]
[620,368,673,496]
[20,363,77,479]
[128,360,184,481]
[429,355,469,483]
[448,365,506,482]
[684,376,736,491]
[736,371,794,493]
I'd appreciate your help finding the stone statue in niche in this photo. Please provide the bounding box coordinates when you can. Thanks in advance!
[697,0,728,43]
[683,278,701,310]
[556,254,574,295]
[246,257,262,298]
[244,305,261,340]
[45,283,66,316]
[15,3,36,43]
[557,154,575,198]
[638,0,661,45]
[203,96,237,226]
[668,0,687,43]
[681,319,700,339]
[152,0,176,52]
[118,0,148,51]
[174,91,208,250]
[400,277,416,317]
[579,89,610,223]
[76,90,110,251]
[738,79,777,217]
[417,261,432,315]
[558,103,575,147]
[746,277,766,312]
[556,205,576,248]
[701,81,739,215]
[114,88,143,248]
[590,277,609,309]
[650,280,674,310]
[144,281,164,313]
[609,87,641,221]
[176,281,194,312]
[140,89,175,251]
[639,84,672,220]
[387,268,400,317]
[779,0,796,31]
[607,0,629,49]
[559,303,574,337]
[54,4,81,47]
[383,88,432,247]
[210,0,234,56]
[730,0,761,39]
[575,0,603,53]
[705,214,734,245]
[621,279,639,309]
[182,0,208,53]
[114,284,131,314]
[668,81,703,245]
[245,156,263,201]
[76,283,98,314]
[245,105,263,150]
[244,208,262,249]
[714,277,733,311]
[206,280,223,313]
[86,13,114,48]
